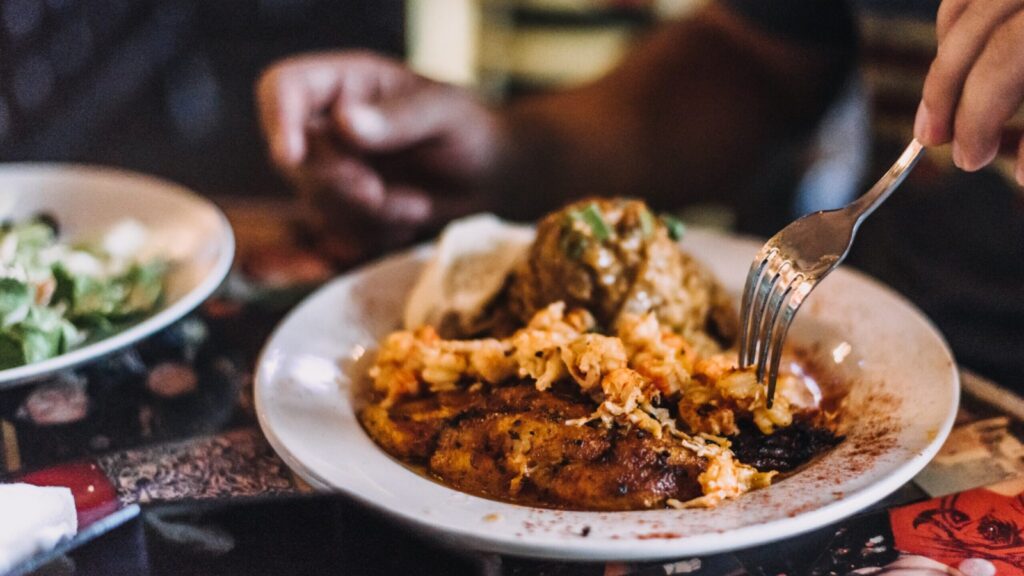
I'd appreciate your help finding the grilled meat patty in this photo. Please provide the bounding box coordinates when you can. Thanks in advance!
[361,382,707,510]
[361,381,839,510]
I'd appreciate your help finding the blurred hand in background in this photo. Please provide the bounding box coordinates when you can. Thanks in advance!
[256,3,850,262]
[257,52,501,262]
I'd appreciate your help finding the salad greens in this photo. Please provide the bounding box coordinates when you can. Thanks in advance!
[0,217,166,370]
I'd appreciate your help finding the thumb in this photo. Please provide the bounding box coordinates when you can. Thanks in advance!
[333,86,467,152]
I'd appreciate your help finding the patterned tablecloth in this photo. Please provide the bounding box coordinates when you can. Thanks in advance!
[4,198,1024,575]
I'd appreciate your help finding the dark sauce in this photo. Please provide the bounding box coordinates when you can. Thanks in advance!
[731,420,843,473]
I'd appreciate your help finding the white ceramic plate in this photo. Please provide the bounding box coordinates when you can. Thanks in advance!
[255,228,959,561]
[0,164,234,388]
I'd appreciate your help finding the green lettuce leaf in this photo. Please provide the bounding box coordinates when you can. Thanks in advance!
[0,305,66,368]
[0,278,32,327]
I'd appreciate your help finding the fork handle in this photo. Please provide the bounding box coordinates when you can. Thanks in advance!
[847,139,925,224]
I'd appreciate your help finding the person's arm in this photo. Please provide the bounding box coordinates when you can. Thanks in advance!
[491,1,856,219]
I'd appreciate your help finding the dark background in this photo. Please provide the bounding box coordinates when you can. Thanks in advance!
[0,0,405,196]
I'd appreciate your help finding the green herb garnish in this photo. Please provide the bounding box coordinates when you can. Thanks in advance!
[639,209,655,238]
[579,203,611,241]
[660,213,686,241]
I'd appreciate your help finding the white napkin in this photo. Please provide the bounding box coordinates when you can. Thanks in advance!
[0,483,78,573]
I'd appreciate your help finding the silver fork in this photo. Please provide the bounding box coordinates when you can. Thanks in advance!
[738,139,924,407]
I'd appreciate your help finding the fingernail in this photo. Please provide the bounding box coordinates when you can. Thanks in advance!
[272,138,299,167]
[384,194,432,224]
[952,140,965,169]
[913,101,930,143]
[347,106,388,143]
[286,132,305,165]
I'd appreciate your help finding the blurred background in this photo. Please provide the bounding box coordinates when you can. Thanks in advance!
[6,0,1017,200]
[0,0,405,196]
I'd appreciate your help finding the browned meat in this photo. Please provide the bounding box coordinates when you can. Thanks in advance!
[361,396,466,461]
[531,432,706,510]
[360,382,707,511]
[360,383,589,461]
[430,412,706,510]
[505,198,737,347]
[429,412,602,502]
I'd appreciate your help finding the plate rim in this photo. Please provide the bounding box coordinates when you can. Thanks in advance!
[255,233,960,560]
[0,162,235,388]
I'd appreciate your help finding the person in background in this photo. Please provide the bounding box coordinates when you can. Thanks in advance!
[256,0,1024,388]
[0,0,405,196]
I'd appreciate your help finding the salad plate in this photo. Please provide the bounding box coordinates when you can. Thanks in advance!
[254,227,959,561]
[0,164,234,388]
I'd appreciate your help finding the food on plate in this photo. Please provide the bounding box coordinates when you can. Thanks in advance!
[0,216,166,369]
[507,199,737,354]
[359,199,841,511]
[403,214,533,338]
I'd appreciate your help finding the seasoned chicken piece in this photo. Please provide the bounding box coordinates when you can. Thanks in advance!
[429,412,599,502]
[429,399,707,510]
[538,434,706,510]
[359,382,588,461]
[362,381,712,510]
[360,393,476,460]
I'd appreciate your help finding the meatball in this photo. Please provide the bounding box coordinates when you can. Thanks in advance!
[506,198,736,349]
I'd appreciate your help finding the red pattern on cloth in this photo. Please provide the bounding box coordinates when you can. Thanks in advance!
[891,481,1024,574]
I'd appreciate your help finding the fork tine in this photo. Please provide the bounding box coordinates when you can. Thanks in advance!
[764,279,811,408]
[744,251,782,367]
[737,250,773,366]
[737,263,758,366]
[754,266,796,383]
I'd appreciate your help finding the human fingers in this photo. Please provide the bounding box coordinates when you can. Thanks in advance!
[1015,132,1024,185]
[952,10,1024,171]
[376,182,492,224]
[298,145,432,232]
[915,0,1024,146]
[331,84,474,154]
[257,56,357,168]
[379,185,434,226]
[301,183,428,260]
[936,0,971,42]
[256,51,415,168]
[257,62,313,168]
